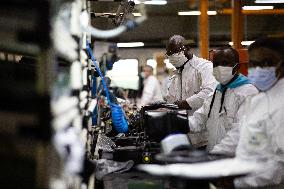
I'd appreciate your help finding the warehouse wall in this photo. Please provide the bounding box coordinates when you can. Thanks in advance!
[94,41,200,67]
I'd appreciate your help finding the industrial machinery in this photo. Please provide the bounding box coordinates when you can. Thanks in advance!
[0,0,147,188]
[0,0,209,188]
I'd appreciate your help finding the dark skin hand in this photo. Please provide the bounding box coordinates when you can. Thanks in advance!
[175,100,191,110]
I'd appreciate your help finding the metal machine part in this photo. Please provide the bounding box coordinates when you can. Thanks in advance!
[143,108,190,142]
[113,0,136,26]
[161,134,191,155]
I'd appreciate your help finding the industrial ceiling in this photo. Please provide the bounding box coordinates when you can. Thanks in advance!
[89,0,284,47]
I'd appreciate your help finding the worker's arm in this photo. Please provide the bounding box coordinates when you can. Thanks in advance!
[186,62,217,110]
[210,100,245,156]
[210,123,240,157]
[188,96,212,133]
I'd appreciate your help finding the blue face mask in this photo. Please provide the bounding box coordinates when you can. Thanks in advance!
[248,67,277,91]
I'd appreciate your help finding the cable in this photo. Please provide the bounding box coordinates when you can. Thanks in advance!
[86,43,128,133]
[80,1,146,39]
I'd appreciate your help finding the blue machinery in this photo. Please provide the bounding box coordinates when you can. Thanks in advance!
[86,43,128,133]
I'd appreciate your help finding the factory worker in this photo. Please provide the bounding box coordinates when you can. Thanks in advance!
[139,65,163,108]
[187,47,258,155]
[164,35,217,113]
[234,38,284,189]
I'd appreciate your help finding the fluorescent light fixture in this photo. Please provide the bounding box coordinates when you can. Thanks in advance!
[134,0,167,5]
[178,11,217,16]
[144,0,167,5]
[207,11,217,15]
[242,6,274,10]
[117,42,144,48]
[255,0,284,3]
[133,12,142,17]
[229,41,255,46]
[178,11,200,15]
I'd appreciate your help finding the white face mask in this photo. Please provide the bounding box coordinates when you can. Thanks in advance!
[141,72,146,78]
[248,67,277,91]
[213,66,235,85]
[168,51,188,68]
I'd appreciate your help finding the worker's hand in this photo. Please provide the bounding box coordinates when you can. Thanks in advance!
[143,100,166,110]
[148,100,166,106]
[175,100,191,110]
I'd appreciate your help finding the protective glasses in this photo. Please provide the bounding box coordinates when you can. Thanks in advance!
[165,46,186,57]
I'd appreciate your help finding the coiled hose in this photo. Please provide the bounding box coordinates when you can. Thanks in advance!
[86,43,128,133]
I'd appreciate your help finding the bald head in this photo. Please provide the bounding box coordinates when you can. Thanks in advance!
[166,35,186,56]
[166,35,192,59]
[213,47,240,75]
[248,38,284,79]
[213,47,239,67]
[248,38,284,67]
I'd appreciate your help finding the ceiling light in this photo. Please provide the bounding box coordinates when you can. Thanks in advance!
[207,11,217,15]
[178,11,200,15]
[144,0,167,5]
[242,6,274,10]
[133,13,142,17]
[93,12,141,17]
[229,41,255,46]
[117,42,144,48]
[178,11,217,16]
[255,0,284,3]
[134,0,167,5]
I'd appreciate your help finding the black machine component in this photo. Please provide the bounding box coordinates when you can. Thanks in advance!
[0,60,52,188]
[110,104,190,164]
[113,0,136,26]
[91,0,136,26]
[0,1,51,54]
[143,109,190,142]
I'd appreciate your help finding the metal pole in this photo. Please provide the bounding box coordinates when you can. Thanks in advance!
[231,0,243,49]
[199,0,209,59]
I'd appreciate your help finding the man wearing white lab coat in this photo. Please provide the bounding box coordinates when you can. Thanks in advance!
[234,38,284,189]
[187,48,258,156]
[165,35,217,113]
[164,35,217,147]
[139,65,163,107]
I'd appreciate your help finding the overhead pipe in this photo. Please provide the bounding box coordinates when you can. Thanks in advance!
[219,8,284,15]
[81,1,147,39]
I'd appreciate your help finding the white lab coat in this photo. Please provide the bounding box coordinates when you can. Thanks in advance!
[188,83,258,155]
[140,75,163,107]
[234,78,284,189]
[161,75,170,98]
[165,55,217,112]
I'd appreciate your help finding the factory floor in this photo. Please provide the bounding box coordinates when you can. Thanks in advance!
[101,171,163,189]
